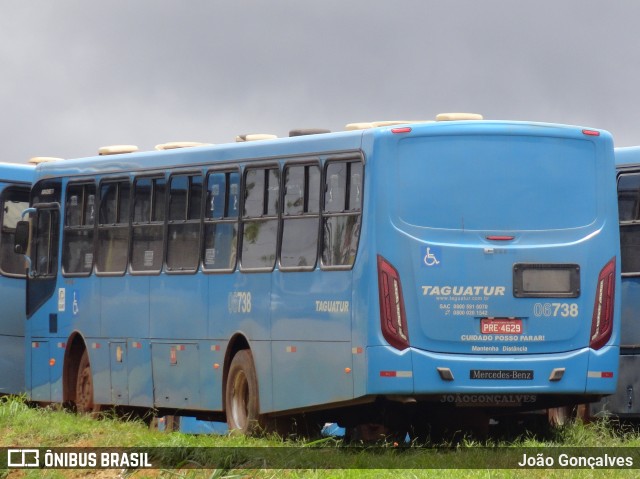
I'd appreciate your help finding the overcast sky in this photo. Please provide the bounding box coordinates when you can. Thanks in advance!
[1,1,639,163]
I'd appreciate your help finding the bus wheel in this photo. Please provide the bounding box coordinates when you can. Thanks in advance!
[547,406,574,427]
[226,350,261,435]
[75,350,100,415]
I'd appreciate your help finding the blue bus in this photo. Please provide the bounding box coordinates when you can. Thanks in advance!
[0,162,34,396]
[586,146,640,417]
[15,116,621,435]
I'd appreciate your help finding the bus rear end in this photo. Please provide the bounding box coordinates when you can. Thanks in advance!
[365,120,620,411]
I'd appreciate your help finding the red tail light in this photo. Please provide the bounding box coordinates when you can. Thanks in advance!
[590,257,616,350]
[377,255,409,350]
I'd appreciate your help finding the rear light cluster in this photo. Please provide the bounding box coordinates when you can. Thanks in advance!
[590,257,616,350]
[377,255,409,350]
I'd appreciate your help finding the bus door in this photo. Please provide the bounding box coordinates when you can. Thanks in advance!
[19,181,62,400]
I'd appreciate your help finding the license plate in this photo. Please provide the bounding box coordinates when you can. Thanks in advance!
[481,318,523,334]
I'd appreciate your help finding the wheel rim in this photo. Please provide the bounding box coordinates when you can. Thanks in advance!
[77,366,94,412]
[231,370,249,430]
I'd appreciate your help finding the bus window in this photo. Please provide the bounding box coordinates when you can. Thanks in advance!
[35,208,59,277]
[131,177,166,273]
[167,174,202,272]
[203,171,239,272]
[619,172,640,274]
[322,160,362,268]
[62,183,96,276]
[96,180,130,275]
[280,164,320,270]
[241,167,279,270]
[0,188,29,276]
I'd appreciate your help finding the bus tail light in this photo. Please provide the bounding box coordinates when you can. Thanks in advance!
[590,257,616,350]
[377,255,409,350]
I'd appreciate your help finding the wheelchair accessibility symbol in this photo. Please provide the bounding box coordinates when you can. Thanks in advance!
[423,246,441,267]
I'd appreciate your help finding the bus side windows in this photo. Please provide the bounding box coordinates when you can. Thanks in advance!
[321,160,363,268]
[618,172,640,274]
[0,187,30,277]
[241,167,279,270]
[280,164,320,270]
[62,183,96,276]
[203,171,239,272]
[96,180,130,275]
[131,177,166,273]
[167,174,203,272]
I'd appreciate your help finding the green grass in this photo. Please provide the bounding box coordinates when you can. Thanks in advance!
[1,396,640,478]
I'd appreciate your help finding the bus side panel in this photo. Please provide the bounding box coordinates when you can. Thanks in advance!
[149,275,207,409]
[271,341,353,411]
[99,276,152,407]
[149,275,208,343]
[30,341,51,401]
[100,276,149,339]
[127,340,154,407]
[109,341,128,405]
[198,338,227,411]
[151,342,199,409]
[271,271,353,411]
[209,272,273,413]
[85,341,111,405]
[0,334,24,395]
[0,276,26,395]
[59,280,102,340]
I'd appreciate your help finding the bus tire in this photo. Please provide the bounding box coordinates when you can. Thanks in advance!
[225,349,261,435]
[75,349,100,415]
[547,405,574,427]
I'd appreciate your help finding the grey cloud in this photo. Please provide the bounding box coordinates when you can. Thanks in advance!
[0,1,639,162]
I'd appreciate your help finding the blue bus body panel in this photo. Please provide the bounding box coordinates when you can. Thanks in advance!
[0,164,34,396]
[590,146,640,416]
[271,270,354,411]
[361,122,620,397]
[23,122,620,419]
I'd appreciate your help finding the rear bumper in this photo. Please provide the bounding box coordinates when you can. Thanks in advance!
[366,345,619,396]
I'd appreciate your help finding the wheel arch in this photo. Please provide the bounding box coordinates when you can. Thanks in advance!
[62,331,88,405]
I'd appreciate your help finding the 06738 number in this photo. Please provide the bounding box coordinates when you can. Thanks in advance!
[228,291,252,314]
[533,302,578,318]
